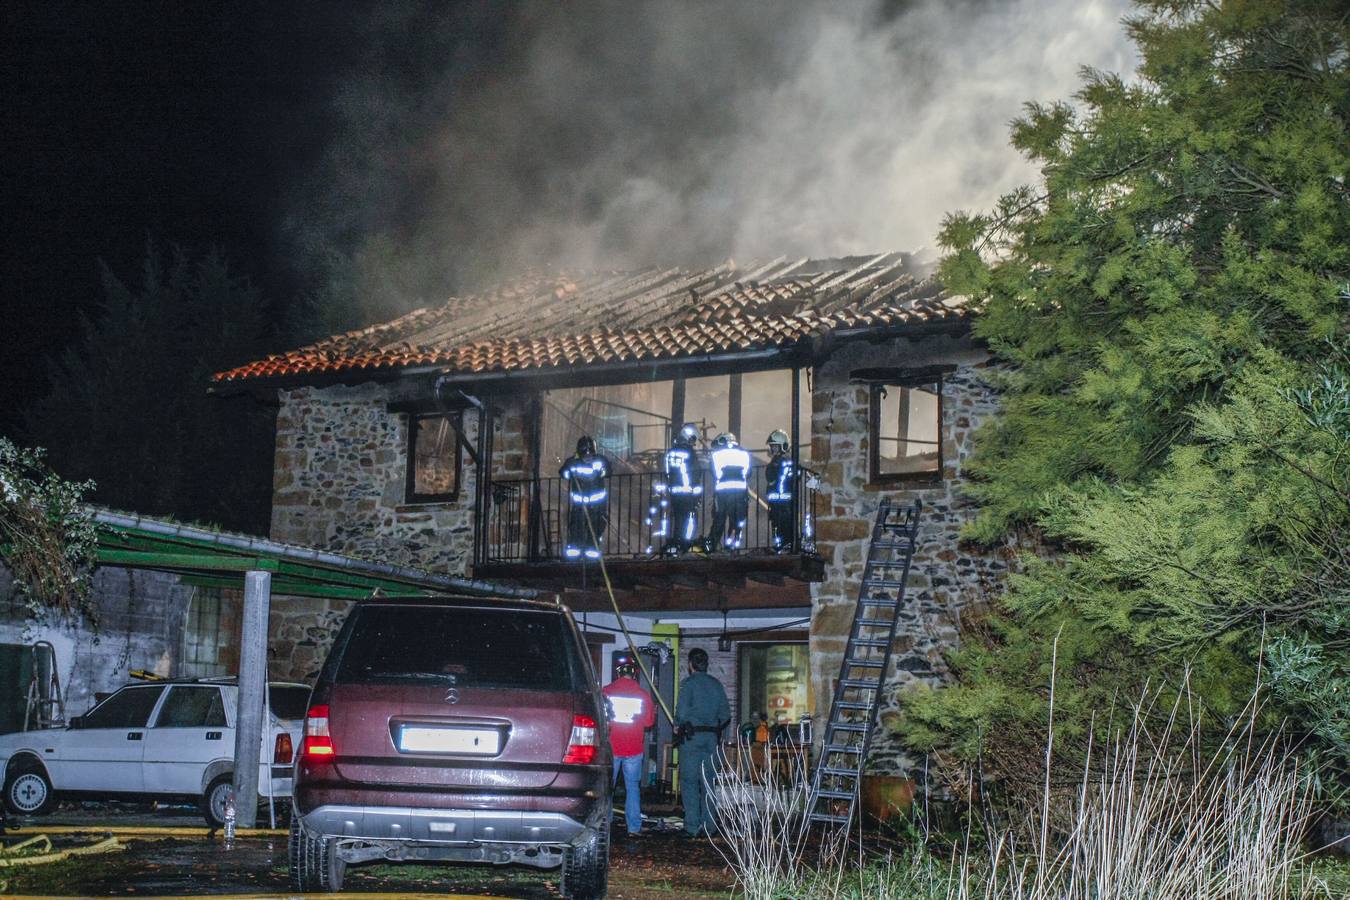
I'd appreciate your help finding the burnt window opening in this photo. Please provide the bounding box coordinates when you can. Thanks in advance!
[869,378,943,484]
[406,412,463,503]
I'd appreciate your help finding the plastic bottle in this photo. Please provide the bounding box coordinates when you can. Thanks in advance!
[223,792,237,848]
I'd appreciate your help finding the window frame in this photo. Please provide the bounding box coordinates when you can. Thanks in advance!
[868,375,944,486]
[405,411,464,504]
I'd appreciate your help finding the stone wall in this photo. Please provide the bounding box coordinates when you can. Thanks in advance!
[807,334,1011,776]
[267,596,352,684]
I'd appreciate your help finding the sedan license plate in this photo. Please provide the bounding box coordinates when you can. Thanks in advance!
[399,725,500,755]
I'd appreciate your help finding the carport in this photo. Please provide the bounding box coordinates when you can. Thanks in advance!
[91,509,538,826]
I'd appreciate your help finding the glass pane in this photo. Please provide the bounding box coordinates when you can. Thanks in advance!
[877,382,941,477]
[336,605,581,692]
[740,369,793,464]
[798,368,813,465]
[683,374,729,445]
[413,414,459,497]
[268,685,312,720]
[738,644,811,727]
[155,686,226,728]
[82,686,166,729]
[542,381,673,469]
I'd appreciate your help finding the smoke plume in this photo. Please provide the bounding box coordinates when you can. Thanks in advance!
[281,0,1137,319]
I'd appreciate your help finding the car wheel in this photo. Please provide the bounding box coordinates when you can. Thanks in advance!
[561,819,609,900]
[289,815,345,892]
[5,764,54,815]
[201,774,234,828]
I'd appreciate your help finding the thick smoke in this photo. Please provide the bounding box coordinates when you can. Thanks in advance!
[282,0,1136,317]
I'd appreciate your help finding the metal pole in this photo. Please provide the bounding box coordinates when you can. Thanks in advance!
[232,569,271,829]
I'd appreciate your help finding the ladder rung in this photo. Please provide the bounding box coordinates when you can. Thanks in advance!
[818,767,859,779]
[865,579,908,588]
[855,618,893,628]
[823,744,862,754]
[850,638,890,648]
[808,813,852,825]
[839,678,880,688]
[845,658,885,667]
[814,789,855,800]
[830,722,869,732]
[859,598,898,608]
[835,700,872,710]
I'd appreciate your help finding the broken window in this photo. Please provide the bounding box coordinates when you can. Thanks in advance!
[406,412,463,502]
[181,587,237,678]
[541,381,673,469]
[870,378,943,482]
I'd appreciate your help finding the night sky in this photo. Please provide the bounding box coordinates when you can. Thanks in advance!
[0,2,512,433]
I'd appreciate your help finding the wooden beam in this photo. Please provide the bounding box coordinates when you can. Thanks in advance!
[559,578,811,614]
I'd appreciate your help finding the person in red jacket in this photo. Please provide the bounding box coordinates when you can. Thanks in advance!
[602,657,656,837]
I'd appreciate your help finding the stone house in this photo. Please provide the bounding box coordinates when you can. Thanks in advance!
[213,253,1010,776]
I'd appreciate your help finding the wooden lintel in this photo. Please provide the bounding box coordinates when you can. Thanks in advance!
[559,579,811,614]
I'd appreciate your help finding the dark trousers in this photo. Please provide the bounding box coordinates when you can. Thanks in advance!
[565,502,607,557]
[708,490,748,550]
[664,494,700,554]
[768,499,795,550]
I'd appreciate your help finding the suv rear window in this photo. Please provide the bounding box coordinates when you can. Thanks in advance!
[335,605,580,692]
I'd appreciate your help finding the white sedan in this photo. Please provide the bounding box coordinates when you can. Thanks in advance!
[0,678,308,826]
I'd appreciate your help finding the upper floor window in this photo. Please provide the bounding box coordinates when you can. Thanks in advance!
[406,413,462,503]
[869,378,942,483]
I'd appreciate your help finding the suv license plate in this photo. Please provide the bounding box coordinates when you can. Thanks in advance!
[399,726,500,755]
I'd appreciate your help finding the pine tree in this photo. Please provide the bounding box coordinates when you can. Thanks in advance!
[23,245,277,533]
[904,0,1349,789]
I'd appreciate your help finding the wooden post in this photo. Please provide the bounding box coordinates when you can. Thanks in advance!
[231,569,270,829]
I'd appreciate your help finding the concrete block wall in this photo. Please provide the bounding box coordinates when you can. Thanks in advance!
[807,334,1013,775]
[0,565,193,725]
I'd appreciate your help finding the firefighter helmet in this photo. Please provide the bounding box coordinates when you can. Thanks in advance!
[768,429,789,454]
[614,660,639,680]
[576,435,597,456]
[712,432,737,449]
[676,423,699,446]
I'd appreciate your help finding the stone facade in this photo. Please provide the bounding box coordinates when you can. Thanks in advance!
[271,384,532,574]
[807,334,1010,775]
[267,595,352,684]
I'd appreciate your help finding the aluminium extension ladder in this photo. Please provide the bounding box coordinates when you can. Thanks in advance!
[806,498,922,828]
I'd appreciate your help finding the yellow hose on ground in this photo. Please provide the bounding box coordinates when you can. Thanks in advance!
[5,825,286,838]
[0,834,125,867]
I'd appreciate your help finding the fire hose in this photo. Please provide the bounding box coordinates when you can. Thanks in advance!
[0,833,126,867]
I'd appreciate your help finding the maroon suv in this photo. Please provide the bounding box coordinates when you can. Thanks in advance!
[288,596,611,898]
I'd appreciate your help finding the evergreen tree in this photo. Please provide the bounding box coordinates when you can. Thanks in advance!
[23,245,277,533]
[904,0,1349,790]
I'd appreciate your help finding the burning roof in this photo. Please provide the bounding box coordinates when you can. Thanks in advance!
[211,252,968,387]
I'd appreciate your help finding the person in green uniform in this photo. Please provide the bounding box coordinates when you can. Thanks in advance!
[675,647,730,837]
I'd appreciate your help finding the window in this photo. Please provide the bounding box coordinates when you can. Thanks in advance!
[738,643,811,726]
[870,378,943,483]
[81,686,165,729]
[154,686,227,728]
[541,382,673,468]
[182,588,237,678]
[335,605,583,692]
[740,369,794,463]
[682,374,731,444]
[269,684,312,721]
[406,413,463,503]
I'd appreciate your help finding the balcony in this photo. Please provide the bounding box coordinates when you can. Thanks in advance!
[474,465,823,610]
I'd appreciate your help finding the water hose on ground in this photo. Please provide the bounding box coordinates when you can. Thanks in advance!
[0,833,125,867]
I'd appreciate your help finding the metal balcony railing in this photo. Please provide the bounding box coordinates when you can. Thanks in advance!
[483,465,818,564]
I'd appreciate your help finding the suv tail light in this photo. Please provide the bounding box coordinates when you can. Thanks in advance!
[274,732,294,765]
[562,713,597,764]
[300,704,335,758]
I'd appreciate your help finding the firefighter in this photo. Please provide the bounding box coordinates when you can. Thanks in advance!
[657,423,703,556]
[560,435,609,560]
[707,432,750,551]
[765,429,796,552]
[602,657,656,837]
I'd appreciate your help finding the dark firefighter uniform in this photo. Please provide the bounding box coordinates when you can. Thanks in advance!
[765,432,796,552]
[675,656,729,837]
[560,437,609,560]
[707,433,751,551]
[656,424,703,556]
